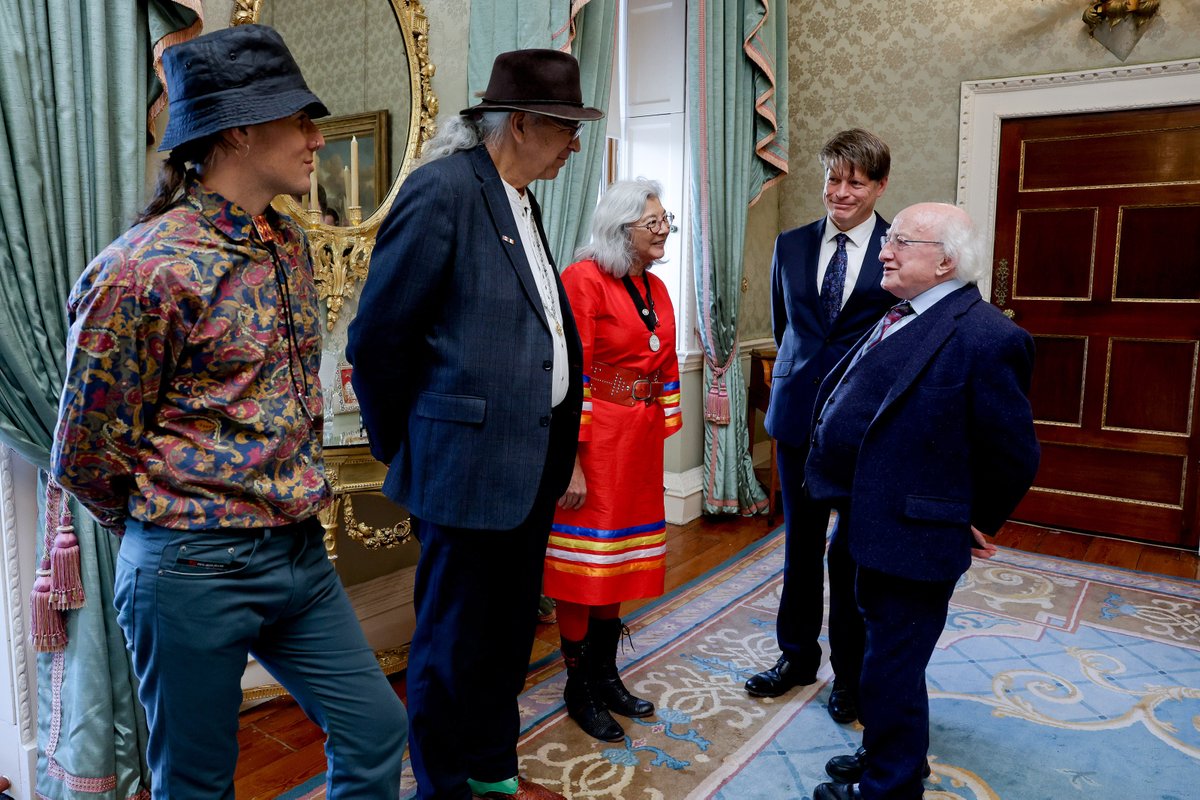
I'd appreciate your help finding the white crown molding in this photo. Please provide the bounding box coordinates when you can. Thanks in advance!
[958,58,1200,299]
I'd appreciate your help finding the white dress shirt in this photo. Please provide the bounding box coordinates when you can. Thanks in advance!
[504,180,569,406]
[816,214,879,310]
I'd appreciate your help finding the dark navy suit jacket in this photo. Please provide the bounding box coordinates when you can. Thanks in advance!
[347,145,583,530]
[764,213,895,449]
[806,285,1040,582]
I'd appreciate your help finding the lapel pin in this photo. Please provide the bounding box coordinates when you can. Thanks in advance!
[502,235,515,245]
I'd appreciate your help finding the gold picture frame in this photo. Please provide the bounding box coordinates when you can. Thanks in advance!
[311,110,391,225]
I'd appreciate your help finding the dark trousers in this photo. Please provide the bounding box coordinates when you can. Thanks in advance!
[855,561,956,800]
[774,441,863,688]
[406,465,561,800]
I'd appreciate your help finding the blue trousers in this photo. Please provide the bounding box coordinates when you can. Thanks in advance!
[114,518,408,799]
[775,440,863,688]
[855,562,956,800]
[405,476,559,800]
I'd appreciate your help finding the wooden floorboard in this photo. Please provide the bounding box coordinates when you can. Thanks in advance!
[234,513,1198,797]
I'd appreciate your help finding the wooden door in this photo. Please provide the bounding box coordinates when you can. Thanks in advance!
[992,104,1200,549]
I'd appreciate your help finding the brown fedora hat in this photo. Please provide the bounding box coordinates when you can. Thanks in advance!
[460,49,603,122]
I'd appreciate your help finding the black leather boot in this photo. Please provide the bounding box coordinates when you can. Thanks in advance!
[589,617,654,718]
[561,636,624,741]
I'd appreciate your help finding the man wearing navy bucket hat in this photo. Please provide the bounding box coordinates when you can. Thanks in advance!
[51,24,407,798]
[348,49,602,800]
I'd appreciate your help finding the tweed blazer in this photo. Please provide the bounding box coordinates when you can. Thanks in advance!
[764,213,895,449]
[806,284,1040,582]
[347,145,583,530]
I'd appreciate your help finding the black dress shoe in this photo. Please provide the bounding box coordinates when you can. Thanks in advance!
[825,746,932,784]
[744,656,817,698]
[812,781,861,800]
[827,683,858,724]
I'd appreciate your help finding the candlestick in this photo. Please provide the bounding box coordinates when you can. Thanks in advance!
[350,136,359,210]
[310,152,320,212]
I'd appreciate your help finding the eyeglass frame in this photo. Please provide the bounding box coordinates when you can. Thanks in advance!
[628,212,676,234]
[542,117,585,141]
[880,232,944,249]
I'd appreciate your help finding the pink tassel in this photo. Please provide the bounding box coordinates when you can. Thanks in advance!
[705,379,731,425]
[50,506,85,610]
[30,478,82,651]
[30,567,67,652]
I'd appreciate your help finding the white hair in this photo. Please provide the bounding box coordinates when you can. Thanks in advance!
[901,203,986,285]
[418,111,512,164]
[937,207,986,284]
[574,178,665,278]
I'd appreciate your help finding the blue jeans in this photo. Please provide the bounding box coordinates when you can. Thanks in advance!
[115,518,407,799]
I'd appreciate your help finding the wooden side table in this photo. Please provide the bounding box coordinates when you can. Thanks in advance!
[747,348,779,525]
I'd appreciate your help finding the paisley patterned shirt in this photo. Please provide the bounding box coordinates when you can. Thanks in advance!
[52,178,330,531]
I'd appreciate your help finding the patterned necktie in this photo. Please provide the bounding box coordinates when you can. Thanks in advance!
[820,233,849,325]
[865,301,915,350]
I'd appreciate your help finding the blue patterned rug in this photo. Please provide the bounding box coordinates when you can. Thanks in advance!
[279,529,1200,799]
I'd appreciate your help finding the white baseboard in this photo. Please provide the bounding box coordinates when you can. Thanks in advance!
[664,466,705,525]
[663,439,773,526]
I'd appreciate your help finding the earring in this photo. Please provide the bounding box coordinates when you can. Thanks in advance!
[238,142,251,159]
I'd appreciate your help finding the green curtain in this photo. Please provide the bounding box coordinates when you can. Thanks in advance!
[467,0,617,269]
[0,1,200,796]
[687,0,788,515]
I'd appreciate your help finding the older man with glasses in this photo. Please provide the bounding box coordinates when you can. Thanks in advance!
[348,49,601,800]
[806,202,1039,800]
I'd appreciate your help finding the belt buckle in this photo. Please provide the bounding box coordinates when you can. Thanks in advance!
[631,378,653,404]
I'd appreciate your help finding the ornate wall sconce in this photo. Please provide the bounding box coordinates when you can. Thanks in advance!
[1083,0,1162,61]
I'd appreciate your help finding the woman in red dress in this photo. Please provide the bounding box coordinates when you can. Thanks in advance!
[546,179,682,741]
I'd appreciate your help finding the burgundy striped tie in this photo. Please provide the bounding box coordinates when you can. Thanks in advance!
[865,302,914,350]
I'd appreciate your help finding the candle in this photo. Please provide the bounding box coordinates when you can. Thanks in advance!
[310,152,320,212]
[343,166,351,212]
[350,136,359,209]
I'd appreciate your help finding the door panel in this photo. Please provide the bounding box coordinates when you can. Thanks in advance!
[993,104,1200,548]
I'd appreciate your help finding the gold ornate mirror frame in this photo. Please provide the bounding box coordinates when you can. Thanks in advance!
[232,0,439,330]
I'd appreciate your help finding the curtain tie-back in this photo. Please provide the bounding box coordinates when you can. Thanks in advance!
[29,477,86,652]
[703,339,738,426]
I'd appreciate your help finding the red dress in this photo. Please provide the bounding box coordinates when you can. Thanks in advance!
[544,260,682,605]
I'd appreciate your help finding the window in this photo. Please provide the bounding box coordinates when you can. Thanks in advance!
[612,0,692,353]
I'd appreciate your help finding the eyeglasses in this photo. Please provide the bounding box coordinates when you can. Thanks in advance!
[630,212,676,233]
[881,233,944,249]
[544,118,584,141]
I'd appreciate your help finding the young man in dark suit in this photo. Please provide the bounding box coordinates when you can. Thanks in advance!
[808,203,1040,800]
[746,130,896,725]
[347,50,600,800]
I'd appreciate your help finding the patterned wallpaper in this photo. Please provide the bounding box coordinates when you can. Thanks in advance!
[738,0,1200,341]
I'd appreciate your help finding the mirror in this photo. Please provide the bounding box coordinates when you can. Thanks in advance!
[232,0,439,331]
[232,0,439,447]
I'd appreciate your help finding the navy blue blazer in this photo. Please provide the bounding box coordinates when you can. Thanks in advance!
[764,213,895,449]
[806,285,1040,583]
[347,145,584,530]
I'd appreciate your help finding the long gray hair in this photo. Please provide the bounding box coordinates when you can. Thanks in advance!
[575,178,666,278]
[418,112,511,164]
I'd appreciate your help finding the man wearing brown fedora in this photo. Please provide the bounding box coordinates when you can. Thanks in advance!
[348,49,602,800]
[51,24,407,798]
